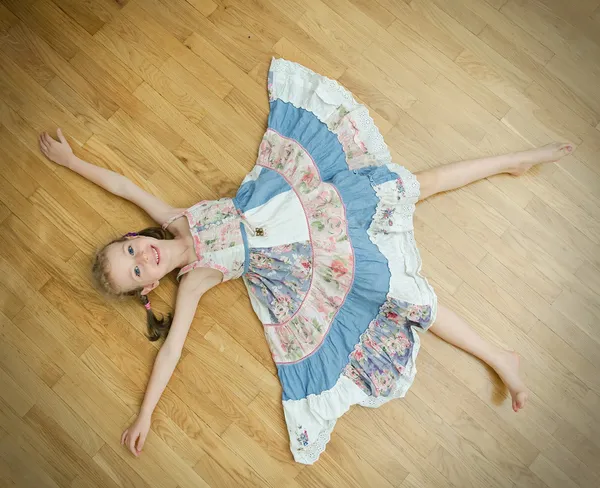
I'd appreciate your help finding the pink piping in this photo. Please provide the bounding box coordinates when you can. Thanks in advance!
[255,129,357,365]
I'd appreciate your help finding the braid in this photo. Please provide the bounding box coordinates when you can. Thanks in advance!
[138,292,173,342]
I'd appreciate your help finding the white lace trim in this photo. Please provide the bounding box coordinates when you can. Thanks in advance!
[271,57,437,465]
[368,164,438,312]
[283,375,362,465]
[291,421,334,465]
[281,166,436,464]
[269,58,392,168]
[283,331,422,465]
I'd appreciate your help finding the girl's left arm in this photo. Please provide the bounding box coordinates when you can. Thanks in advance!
[121,270,222,456]
[140,269,223,417]
[39,129,182,225]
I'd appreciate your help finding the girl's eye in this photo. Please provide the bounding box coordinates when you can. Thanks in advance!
[128,245,134,256]
[134,266,141,277]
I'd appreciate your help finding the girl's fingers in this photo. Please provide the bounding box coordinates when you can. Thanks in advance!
[136,432,147,454]
[43,132,53,145]
[39,136,48,153]
[129,433,139,456]
[121,429,128,445]
[57,128,66,143]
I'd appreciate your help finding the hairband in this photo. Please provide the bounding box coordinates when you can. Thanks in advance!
[144,301,151,311]
[124,232,138,238]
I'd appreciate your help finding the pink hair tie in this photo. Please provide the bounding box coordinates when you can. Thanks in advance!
[144,301,151,311]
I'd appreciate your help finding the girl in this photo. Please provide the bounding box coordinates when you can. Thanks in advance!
[39,58,572,465]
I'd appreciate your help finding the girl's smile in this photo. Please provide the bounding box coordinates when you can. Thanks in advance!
[105,235,194,293]
[151,245,160,265]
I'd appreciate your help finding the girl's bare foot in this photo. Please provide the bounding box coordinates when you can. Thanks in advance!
[492,350,528,412]
[509,142,574,176]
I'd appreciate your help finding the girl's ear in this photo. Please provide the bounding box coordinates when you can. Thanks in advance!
[141,280,159,295]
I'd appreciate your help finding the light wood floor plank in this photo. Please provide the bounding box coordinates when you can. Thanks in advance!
[1,0,599,486]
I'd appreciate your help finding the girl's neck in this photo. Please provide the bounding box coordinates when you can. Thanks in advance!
[164,237,196,272]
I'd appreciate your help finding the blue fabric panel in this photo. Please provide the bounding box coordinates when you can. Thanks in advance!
[355,165,400,186]
[268,100,347,182]
[239,222,250,275]
[234,167,291,213]
[277,170,391,400]
[265,102,393,401]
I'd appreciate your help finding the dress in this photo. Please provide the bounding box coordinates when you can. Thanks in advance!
[163,58,437,465]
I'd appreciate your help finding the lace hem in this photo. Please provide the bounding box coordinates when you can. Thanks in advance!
[367,165,437,314]
[292,423,334,465]
[284,331,422,464]
[269,58,392,169]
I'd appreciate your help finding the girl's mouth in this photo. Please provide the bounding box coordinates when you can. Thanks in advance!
[151,245,160,265]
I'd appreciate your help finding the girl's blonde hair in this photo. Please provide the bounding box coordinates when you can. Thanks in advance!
[92,226,174,341]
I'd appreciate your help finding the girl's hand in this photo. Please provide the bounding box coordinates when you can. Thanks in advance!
[121,414,151,457]
[38,129,73,167]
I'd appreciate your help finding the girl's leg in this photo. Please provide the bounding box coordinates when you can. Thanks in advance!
[416,142,573,200]
[429,304,528,412]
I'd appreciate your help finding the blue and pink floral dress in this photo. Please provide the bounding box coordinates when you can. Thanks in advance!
[166,59,437,464]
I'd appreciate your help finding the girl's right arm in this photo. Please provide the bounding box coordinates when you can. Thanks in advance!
[39,129,182,225]
[121,269,223,457]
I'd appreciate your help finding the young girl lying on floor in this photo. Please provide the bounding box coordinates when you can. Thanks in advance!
[39,58,573,464]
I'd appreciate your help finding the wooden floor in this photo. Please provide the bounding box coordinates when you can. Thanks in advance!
[0,0,599,486]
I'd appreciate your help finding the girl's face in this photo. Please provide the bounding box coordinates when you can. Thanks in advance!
[104,236,168,293]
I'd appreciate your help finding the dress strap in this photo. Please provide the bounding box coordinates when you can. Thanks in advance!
[162,210,186,230]
[176,261,198,280]
[176,260,229,281]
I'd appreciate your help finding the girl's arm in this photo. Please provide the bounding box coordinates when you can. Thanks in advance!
[121,269,223,457]
[39,129,182,225]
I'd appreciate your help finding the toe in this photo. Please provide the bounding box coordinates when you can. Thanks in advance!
[561,143,573,155]
[515,392,527,411]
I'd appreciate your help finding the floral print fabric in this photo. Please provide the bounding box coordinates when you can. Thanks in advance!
[245,242,312,324]
[175,198,246,282]
[332,113,382,170]
[343,297,432,397]
[171,58,438,465]
[255,129,354,364]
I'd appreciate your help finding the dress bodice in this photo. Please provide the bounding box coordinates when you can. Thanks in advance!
[163,198,247,281]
